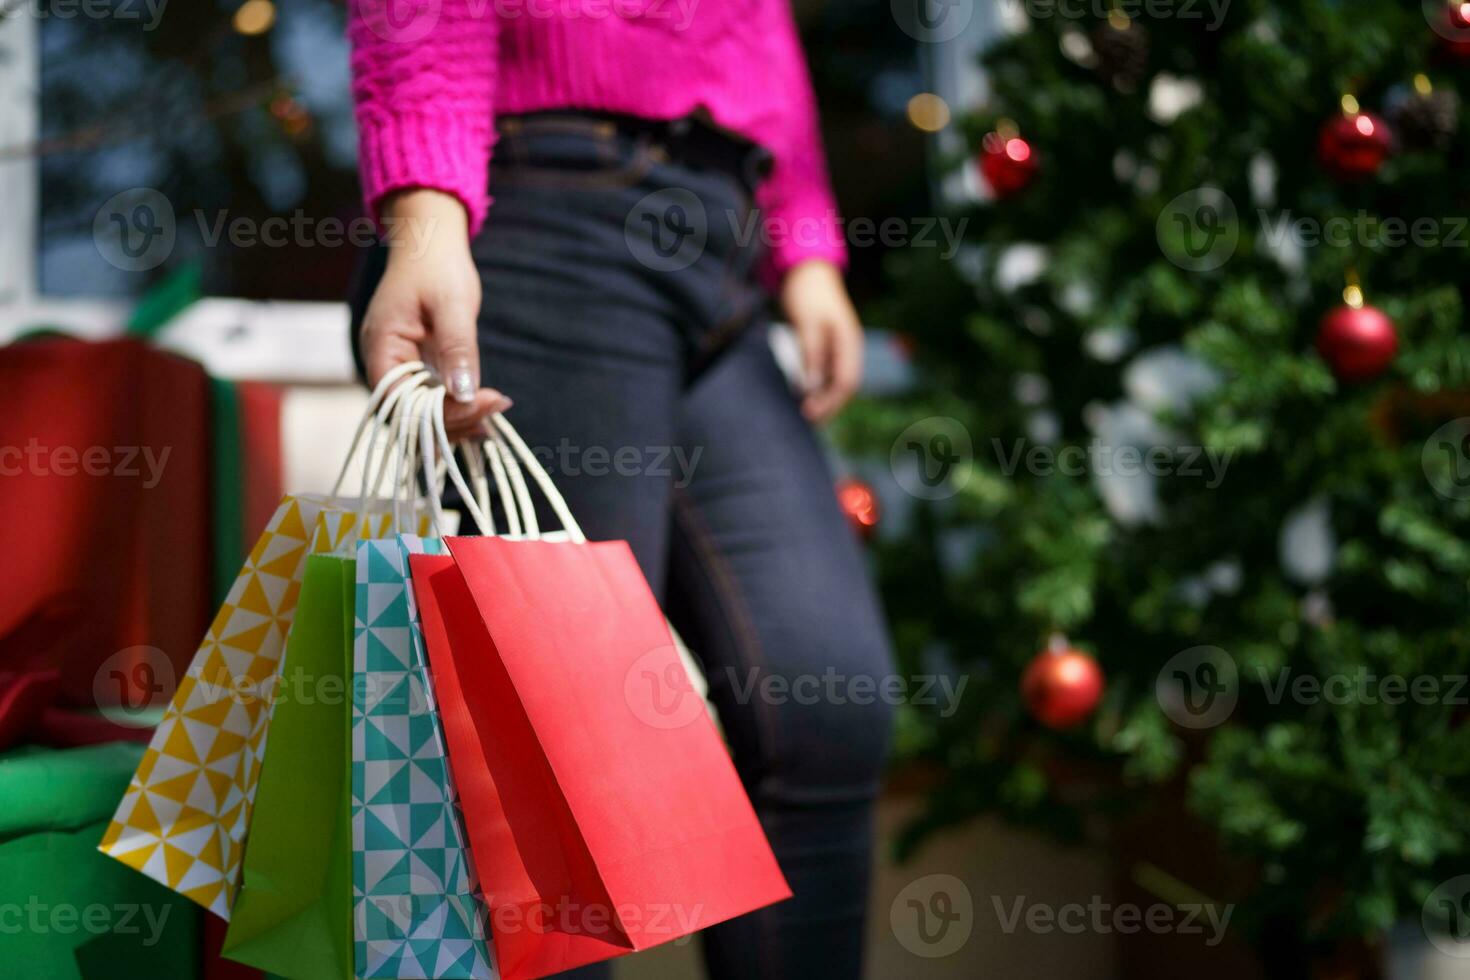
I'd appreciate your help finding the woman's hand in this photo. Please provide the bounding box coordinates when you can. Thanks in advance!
[780,259,864,423]
[360,189,510,437]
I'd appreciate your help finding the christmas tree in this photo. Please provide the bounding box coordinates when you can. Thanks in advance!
[845,1,1470,968]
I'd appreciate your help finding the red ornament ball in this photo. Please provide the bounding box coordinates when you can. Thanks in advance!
[1316,303,1398,383]
[1316,109,1393,180]
[1021,644,1105,729]
[1438,2,1470,62]
[836,477,880,539]
[979,131,1039,198]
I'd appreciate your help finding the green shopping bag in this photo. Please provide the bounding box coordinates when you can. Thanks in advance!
[220,553,356,980]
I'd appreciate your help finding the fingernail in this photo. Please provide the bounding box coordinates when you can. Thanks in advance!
[448,368,475,404]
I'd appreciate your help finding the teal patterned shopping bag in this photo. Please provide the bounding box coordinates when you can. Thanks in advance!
[351,536,496,979]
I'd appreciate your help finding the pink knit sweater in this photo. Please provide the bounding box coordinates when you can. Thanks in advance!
[347,0,846,278]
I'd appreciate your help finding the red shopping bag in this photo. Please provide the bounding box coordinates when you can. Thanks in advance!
[411,536,790,980]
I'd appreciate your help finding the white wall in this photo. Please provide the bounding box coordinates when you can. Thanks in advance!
[0,6,38,304]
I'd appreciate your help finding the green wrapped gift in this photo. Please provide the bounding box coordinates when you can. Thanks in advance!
[0,742,199,979]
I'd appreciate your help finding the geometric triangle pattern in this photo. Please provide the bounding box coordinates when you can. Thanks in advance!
[352,535,496,980]
[99,494,438,921]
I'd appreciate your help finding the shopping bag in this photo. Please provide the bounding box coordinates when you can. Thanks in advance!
[412,416,790,980]
[219,552,356,979]
[99,492,335,916]
[99,361,445,917]
[352,535,495,979]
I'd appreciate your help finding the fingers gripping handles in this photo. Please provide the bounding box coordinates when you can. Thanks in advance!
[328,362,585,541]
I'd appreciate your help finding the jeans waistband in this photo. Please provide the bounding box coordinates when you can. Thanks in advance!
[497,110,774,197]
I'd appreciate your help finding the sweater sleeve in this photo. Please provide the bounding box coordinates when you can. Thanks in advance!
[347,0,500,236]
[754,0,848,285]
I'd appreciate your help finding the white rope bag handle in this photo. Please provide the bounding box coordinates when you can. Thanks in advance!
[330,359,426,502]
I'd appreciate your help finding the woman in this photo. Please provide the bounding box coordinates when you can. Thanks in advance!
[346,2,894,977]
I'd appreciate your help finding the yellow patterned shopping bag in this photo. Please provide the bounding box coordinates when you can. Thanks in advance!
[98,493,433,918]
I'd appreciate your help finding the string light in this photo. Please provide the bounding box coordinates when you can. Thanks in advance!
[906,93,951,133]
[233,0,276,36]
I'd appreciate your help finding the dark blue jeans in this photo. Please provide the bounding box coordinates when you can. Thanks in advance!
[350,113,894,980]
